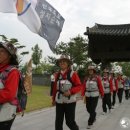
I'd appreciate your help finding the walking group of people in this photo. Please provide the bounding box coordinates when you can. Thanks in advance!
[0,40,129,130]
[51,55,130,130]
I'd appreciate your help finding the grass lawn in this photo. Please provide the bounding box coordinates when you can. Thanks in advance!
[26,85,52,112]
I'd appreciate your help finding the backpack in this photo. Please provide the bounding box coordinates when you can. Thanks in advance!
[55,70,74,99]
[16,73,27,116]
[0,66,27,116]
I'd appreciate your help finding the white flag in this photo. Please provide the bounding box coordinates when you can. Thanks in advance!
[0,0,65,51]
[0,0,16,13]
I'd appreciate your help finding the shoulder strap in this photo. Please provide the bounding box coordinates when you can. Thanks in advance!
[67,70,74,86]
[55,70,74,84]
[0,66,17,81]
[67,70,72,81]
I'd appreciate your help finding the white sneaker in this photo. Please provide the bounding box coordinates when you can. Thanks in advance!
[87,125,93,129]
[102,112,106,115]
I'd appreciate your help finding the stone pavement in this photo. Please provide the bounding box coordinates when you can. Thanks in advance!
[12,98,130,130]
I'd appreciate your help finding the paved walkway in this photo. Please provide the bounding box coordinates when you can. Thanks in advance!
[12,97,130,130]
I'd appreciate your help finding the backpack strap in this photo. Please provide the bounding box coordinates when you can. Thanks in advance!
[0,66,18,83]
[67,70,74,86]
[55,72,63,99]
[56,70,74,85]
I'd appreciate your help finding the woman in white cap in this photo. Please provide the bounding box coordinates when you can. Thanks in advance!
[0,42,20,130]
[82,65,104,129]
[52,55,82,130]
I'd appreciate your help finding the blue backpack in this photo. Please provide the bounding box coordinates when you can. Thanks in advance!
[0,66,27,116]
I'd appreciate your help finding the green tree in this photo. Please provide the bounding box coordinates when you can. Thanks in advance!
[19,62,28,74]
[47,56,57,65]
[32,44,42,73]
[54,35,89,70]
[47,56,60,74]
[116,62,130,77]
[39,61,53,74]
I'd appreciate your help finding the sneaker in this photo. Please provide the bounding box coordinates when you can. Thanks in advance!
[111,106,115,109]
[87,125,93,129]
[102,112,106,115]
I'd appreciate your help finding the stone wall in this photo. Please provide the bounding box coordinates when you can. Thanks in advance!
[32,74,51,86]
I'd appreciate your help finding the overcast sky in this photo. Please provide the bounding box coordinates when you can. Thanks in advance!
[0,0,130,63]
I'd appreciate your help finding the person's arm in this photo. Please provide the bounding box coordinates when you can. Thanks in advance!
[109,78,113,93]
[81,80,86,96]
[0,69,19,103]
[97,76,104,97]
[69,72,82,95]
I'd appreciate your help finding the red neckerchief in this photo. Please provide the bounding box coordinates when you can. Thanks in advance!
[0,64,10,72]
[60,68,70,79]
[103,76,109,81]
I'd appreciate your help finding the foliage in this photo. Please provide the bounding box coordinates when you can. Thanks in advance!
[19,62,28,74]
[40,61,54,74]
[116,62,130,77]
[47,56,60,73]
[47,56,57,65]
[47,35,92,79]
[32,44,42,72]
[54,35,89,70]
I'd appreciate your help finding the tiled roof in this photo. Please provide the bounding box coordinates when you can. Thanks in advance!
[84,23,130,36]
[84,23,130,63]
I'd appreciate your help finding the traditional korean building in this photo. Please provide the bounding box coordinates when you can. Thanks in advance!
[84,23,130,65]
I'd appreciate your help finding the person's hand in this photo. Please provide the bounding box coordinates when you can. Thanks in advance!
[63,90,71,97]
[52,100,56,106]
[100,95,104,99]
